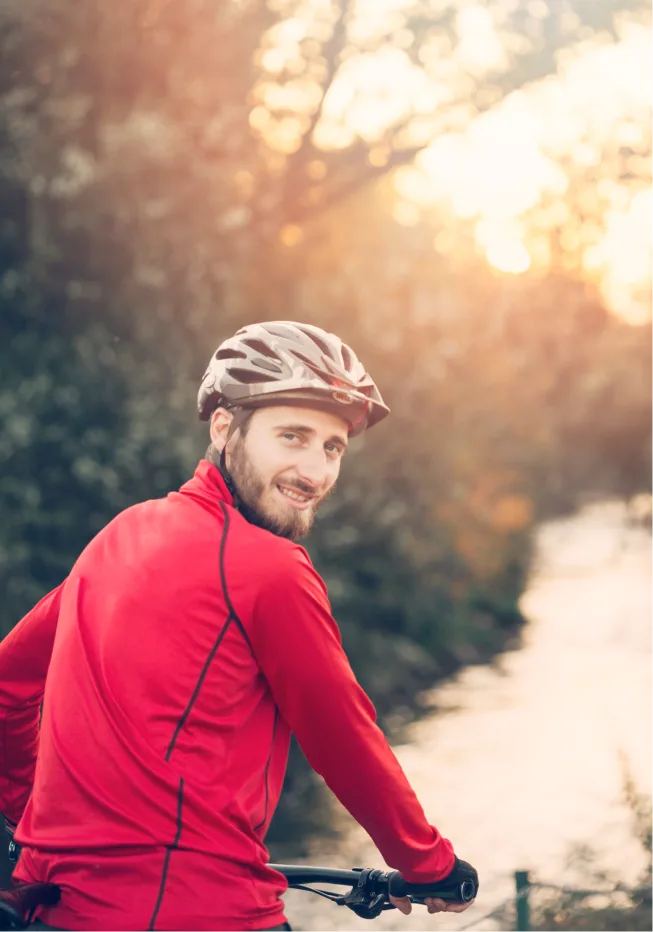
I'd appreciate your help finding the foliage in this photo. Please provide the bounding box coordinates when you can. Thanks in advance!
[0,0,650,848]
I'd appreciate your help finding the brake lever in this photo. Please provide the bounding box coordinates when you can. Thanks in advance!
[336,868,388,920]
[347,894,386,919]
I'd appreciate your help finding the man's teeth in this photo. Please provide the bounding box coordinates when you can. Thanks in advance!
[278,486,311,502]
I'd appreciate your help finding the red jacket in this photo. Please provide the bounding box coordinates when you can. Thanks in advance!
[0,460,455,930]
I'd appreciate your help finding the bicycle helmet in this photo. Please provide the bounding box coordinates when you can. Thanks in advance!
[198,321,390,437]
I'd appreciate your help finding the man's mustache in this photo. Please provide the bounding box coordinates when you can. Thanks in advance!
[279,478,320,496]
[278,478,337,504]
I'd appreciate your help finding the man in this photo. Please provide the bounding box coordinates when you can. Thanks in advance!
[0,321,478,930]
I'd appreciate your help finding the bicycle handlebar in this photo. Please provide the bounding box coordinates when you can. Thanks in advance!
[270,862,477,918]
[386,871,477,903]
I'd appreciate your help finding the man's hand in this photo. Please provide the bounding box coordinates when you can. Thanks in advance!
[389,893,473,915]
[389,857,478,915]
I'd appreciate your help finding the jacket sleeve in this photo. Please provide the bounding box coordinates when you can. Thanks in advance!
[0,583,65,824]
[250,548,455,883]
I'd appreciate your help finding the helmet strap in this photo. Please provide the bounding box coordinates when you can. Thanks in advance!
[225,406,253,444]
[215,406,254,509]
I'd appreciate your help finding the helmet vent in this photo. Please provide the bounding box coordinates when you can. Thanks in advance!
[216,348,247,360]
[322,355,355,386]
[243,338,282,359]
[304,329,337,360]
[262,325,297,342]
[229,367,277,384]
[340,345,353,369]
[252,357,284,373]
[291,351,334,385]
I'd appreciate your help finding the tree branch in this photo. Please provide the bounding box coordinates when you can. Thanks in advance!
[281,0,646,226]
[301,0,347,155]
[291,142,428,224]
[282,0,348,212]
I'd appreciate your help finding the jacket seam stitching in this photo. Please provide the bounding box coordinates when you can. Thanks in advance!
[164,613,233,761]
[148,776,184,931]
[253,707,278,832]
[217,501,252,651]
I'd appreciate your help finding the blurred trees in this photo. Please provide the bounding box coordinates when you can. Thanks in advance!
[0,0,650,848]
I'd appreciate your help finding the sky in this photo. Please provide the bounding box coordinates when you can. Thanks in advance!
[403,16,652,323]
[260,1,652,324]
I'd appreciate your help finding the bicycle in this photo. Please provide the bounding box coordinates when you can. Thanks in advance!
[0,862,478,929]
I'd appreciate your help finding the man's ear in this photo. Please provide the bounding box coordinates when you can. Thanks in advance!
[210,408,233,454]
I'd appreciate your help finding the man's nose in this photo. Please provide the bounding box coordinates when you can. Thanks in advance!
[295,448,328,487]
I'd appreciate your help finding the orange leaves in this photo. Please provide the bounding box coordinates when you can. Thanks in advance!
[435,467,534,578]
[490,493,534,532]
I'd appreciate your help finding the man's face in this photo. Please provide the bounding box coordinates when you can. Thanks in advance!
[223,405,349,541]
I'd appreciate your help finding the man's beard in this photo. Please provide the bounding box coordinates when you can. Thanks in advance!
[226,436,332,541]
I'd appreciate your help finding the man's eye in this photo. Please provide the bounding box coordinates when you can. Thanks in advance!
[325,443,344,457]
[282,432,300,442]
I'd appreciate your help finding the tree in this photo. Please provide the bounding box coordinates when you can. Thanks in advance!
[0,0,649,847]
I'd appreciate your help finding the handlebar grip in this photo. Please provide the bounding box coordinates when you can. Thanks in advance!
[387,871,478,903]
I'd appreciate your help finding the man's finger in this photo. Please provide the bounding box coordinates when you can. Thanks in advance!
[391,894,476,916]
[389,894,412,915]
[444,899,475,913]
[425,897,447,913]
[424,897,474,914]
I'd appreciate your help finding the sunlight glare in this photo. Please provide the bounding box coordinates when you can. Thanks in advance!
[416,92,568,220]
[261,0,650,320]
[416,21,650,317]
[455,4,508,75]
[486,241,531,275]
[321,48,428,142]
[585,189,653,322]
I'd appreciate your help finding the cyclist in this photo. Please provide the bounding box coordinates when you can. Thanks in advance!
[0,321,478,930]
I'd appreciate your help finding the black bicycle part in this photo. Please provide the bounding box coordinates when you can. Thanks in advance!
[271,861,478,919]
[7,840,21,868]
[0,883,61,931]
[387,856,479,904]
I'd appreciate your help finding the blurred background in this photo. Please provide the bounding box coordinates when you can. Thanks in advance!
[0,0,650,929]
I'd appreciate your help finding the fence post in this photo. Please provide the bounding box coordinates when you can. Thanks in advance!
[515,870,530,931]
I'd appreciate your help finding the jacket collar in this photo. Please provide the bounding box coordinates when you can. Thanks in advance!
[178,459,235,514]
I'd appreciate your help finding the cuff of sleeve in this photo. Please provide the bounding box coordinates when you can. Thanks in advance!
[400,842,456,884]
